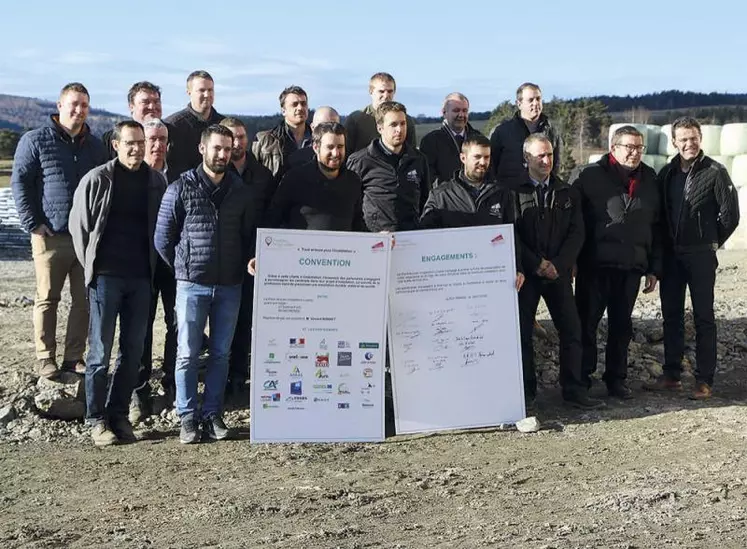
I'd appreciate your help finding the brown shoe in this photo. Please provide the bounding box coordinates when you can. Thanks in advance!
[37,358,58,379]
[642,375,683,392]
[690,382,712,400]
[61,359,86,375]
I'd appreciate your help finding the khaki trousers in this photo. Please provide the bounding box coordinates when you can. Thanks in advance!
[31,233,88,361]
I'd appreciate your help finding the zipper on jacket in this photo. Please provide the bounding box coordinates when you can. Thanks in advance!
[697,211,703,239]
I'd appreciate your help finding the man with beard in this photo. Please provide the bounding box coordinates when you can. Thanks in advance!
[570,126,662,400]
[645,117,739,400]
[155,125,258,444]
[165,71,224,181]
[347,101,429,232]
[69,120,165,445]
[11,82,107,379]
[344,72,418,153]
[265,122,363,231]
[253,85,311,180]
[286,106,341,170]
[219,117,274,404]
[103,81,164,159]
[420,92,483,186]
[491,83,562,189]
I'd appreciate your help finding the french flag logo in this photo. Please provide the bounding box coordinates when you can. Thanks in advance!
[371,241,385,250]
[491,234,505,245]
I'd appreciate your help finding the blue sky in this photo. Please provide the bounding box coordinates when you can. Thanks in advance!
[1,0,744,117]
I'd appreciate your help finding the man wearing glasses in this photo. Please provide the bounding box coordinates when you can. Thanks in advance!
[570,126,662,400]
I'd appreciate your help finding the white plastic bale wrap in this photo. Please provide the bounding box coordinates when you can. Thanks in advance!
[722,187,747,250]
[720,123,747,157]
[588,154,604,164]
[730,155,747,188]
[641,155,669,174]
[644,125,661,154]
[608,123,652,149]
[659,124,677,156]
[699,125,722,156]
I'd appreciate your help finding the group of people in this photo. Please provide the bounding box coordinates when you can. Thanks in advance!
[10,70,740,446]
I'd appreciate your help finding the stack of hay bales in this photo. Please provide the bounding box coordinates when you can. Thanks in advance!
[585,122,747,250]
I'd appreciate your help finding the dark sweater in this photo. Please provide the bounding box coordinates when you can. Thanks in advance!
[264,161,363,231]
[94,162,151,278]
[667,168,687,235]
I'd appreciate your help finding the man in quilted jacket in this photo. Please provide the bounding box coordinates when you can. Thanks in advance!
[11,82,107,379]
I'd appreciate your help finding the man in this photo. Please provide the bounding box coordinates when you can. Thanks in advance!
[347,101,429,232]
[252,85,311,180]
[219,116,274,403]
[645,117,739,400]
[129,118,177,423]
[165,70,224,181]
[69,120,165,446]
[512,135,603,409]
[491,83,562,189]
[420,92,483,186]
[265,122,363,231]
[419,134,523,287]
[570,126,662,399]
[155,125,258,444]
[286,106,341,170]
[344,72,418,153]
[102,81,163,158]
[11,82,107,379]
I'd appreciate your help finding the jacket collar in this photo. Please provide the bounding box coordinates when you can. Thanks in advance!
[48,114,90,144]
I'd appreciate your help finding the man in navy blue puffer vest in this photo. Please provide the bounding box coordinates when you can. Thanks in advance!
[11,82,107,379]
[155,124,258,444]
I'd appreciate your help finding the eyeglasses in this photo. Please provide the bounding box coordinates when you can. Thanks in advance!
[615,144,646,153]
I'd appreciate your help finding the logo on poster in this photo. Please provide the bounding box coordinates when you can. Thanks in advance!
[362,402,375,408]
[264,368,278,376]
[361,382,374,395]
[337,340,350,349]
[313,397,330,403]
[289,337,306,348]
[337,352,352,366]
[491,233,505,245]
[337,403,350,409]
[359,342,380,349]
[313,383,333,393]
[262,403,279,409]
[363,368,374,378]
[364,352,374,361]
[371,240,385,252]
[290,381,303,395]
[319,338,328,350]
[263,380,279,390]
[315,368,329,379]
[290,366,302,378]
[315,353,329,367]
[264,352,280,364]
[337,383,350,395]
[285,353,309,361]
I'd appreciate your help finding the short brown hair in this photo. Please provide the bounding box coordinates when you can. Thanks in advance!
[312,122,346,147]
[374,101,406,126]
[516,82,541,102]
[462,134,490,153]
[368,72,396,93]
[671,116,702,138]
[610,125,645,146]
[279,85,307,109]
[187,70,213,86]
[127,81,161,106]
[200,124,233,145]
[112,120,144,141]
[522,133,553,155]
[219,116,246,130]
[60,82,89,99]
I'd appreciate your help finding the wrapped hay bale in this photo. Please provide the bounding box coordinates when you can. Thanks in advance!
[720,123,747,157]
[588,153,604,164]
[722,187,747,250]
[659,124,677,156]
[609,123,652,149]
[644,125,662,154]
[644,155,669,174]
[730,155,747,188]
[699,125,722,156]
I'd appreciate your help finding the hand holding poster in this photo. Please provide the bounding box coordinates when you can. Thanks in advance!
[388,225,525,434]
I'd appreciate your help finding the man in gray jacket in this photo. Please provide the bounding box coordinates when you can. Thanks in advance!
[69,120,165,446]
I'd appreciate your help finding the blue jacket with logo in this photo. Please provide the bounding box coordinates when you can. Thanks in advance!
[154,167,257,286]
[11,116,107,233]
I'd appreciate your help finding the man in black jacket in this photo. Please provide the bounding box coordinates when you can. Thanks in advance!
[252,85,311,180]
[286,107,341,171]
[490,83,562,189]
[165,71,224,181]
[265,122,363,231]
[420,92,483,186]
[644,117,739,400]
[347,101,429,232]
[103,81,164,159]
[570,126,662,399]
[219,117,274,403]
[513,135,602,409]
[155,125,258,444]
[344,72,418,153]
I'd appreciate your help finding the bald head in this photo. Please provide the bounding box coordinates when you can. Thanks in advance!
[311,106,340,129]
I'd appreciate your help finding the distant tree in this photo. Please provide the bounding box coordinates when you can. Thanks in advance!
[484,101,515,137]
[0,129,20,158]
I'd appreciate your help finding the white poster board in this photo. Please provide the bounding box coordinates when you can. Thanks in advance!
[388,225,525,434]
[250,229,391,443]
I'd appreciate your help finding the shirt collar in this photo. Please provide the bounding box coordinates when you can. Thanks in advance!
[529,175,550,188]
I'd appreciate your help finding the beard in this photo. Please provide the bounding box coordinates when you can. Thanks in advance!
[318,159,340,174]
[205,158,227,174]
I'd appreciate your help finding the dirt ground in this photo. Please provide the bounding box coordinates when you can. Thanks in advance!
[1,252,747,549]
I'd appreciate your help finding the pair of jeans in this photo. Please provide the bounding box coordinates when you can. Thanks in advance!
[660,250,718,385]
[575,267,642,387]
[85,275,152,425]
[30,233,88,361]
[174,281,242,419]
[518,274,585,398]
[135,262,177,398]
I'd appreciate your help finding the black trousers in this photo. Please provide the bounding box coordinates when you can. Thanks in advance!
[660,250,718,385]
[519,275,585,398]
[575,267,641,387]
[135,266,177,398]
[228,273,254,384]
